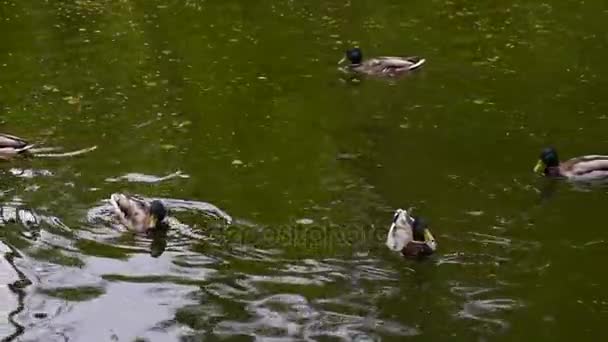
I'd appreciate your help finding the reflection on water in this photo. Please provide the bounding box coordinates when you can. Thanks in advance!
[1,189,539,341]
[205,257,420,341]
[8,169,53,179]
[0,242,29,341]
[0,169,590,341]
[104,171,190,184]
[2,0,608,340]
[20,280,198,342]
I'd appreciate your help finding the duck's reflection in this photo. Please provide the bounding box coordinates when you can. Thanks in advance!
[536,176,608,204]
[0,206,39,227]
[0,204,70,241]
[537,178,560,204]
[1,241,31,341]
[148,224,168,258]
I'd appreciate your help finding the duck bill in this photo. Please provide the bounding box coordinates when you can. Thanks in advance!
[338,57,346,65]
[423,229,437,251]
[423,229,435,243]
[149,216,158,228]
[533,160,544,174]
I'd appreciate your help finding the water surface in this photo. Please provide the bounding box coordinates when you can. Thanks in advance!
[1,0,608,341]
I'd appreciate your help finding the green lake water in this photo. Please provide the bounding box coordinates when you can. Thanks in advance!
[1,0,608,341]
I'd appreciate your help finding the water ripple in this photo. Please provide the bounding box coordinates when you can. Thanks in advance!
[1,242,29,341]
[104,170,190,183]
[18,282,197,342]
[458,298,523,332]
[449,281,524,334]
[213,292,419,341]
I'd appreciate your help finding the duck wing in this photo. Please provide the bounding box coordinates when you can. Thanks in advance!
[565,155,608,176]
[110,194,131,218]
[109,194,151,230]
[376,56,426,71]
[0,134,32,151]
[402,241,434,258]
[110,194,148,216]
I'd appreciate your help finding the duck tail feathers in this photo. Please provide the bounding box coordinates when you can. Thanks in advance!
[17,144,35,154]
[408,58,426,71]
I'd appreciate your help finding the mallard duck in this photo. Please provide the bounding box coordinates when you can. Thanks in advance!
[386,208,437,258]
[109,193,168,232]
[339,48,425,77]
[0,134,34,160]
[0,132,97,160]
[533,147,608,181]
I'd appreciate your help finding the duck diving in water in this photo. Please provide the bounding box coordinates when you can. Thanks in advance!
[386,208,437,258]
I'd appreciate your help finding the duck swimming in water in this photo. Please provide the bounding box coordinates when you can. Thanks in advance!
[0,133,97,160]
[386,208,436,258]
[339,48,425,77]
[534,147,608,182]
[109,193,168,233]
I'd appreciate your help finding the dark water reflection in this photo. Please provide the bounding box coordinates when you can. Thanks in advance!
[2,0,608,341]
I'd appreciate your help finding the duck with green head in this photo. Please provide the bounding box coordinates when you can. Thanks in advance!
[534,147,608,181]
[386,208,437,258]
[339,48,426,77]
[110,194,168,233]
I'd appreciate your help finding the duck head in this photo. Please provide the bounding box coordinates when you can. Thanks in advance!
[148,200,168,228]
[339,48,363,65]
[411,217,437,251]
[534,147,559,174]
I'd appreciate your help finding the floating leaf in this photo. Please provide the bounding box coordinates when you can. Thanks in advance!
[296,218,314,225]
[176,120,191,128]
[42,84,59,92]
[63,96,80,105]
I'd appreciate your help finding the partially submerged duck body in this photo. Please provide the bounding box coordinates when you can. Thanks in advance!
[386,209,437,258]
[109,193,168,233]
[0,133,97,160]
[534,148,608,182]
[0,134,34,160]
[340,48,425,77]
